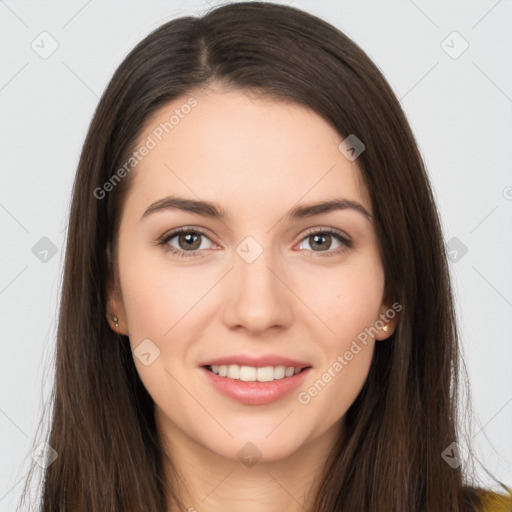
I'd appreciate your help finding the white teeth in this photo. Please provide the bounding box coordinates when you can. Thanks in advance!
[208,364,304,382]
[257,366,274,382]
[239,366,257,381]
[274,365,286,379]
[227,365,240,379]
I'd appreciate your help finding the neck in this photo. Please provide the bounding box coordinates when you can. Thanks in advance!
[156,408,343,512]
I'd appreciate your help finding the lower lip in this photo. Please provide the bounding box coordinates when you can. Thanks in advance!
[200,366,312,405]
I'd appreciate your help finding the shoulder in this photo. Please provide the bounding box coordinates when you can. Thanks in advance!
[477,488,512,512]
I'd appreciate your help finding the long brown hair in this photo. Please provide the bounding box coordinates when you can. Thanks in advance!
[19,2,507,510]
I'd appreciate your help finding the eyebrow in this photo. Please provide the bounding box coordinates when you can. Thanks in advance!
[140,195,372,222]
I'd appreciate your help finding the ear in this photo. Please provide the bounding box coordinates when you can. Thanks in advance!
[105,246,129,336]
[374,296,401,341]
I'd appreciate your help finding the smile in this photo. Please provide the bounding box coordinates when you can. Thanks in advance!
[205,364,307,382]
[201,365,312,405]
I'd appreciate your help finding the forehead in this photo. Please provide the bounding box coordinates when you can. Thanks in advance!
[125,88,372,218]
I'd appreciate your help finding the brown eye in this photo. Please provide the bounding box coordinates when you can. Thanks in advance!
[176,232,202,251]
[297,228,353,257]
[308,233,333,251]
[158,228,214,258]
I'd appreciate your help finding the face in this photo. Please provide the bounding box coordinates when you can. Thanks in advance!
[107,86,397,463]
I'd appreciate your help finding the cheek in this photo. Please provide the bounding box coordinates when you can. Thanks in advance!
[308,252,385,339]
[294,254,383,420]
[299,343,374,433]
[117,239,203,339]
[117,250,200,407]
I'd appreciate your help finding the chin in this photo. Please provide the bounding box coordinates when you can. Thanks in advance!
[212,431,306,464]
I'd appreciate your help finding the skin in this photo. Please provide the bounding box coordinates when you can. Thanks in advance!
[106,85,398,512]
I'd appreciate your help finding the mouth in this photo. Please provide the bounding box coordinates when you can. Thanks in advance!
[202,364,311,382]
[200,363,313,405]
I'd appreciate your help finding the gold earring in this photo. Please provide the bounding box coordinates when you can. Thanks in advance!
[382,324,389,332]
[111,314,119,328]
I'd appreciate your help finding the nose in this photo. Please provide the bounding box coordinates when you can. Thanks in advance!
[221,243,293,335]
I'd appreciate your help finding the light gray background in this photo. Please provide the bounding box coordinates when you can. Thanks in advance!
[1,0,511,509]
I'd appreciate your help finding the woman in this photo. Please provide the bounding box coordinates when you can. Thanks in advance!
[20,2,511,511]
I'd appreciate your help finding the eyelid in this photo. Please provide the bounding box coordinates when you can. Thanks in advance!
[156,226,217,253]
[299,226,352,243]
[295,227,353,258]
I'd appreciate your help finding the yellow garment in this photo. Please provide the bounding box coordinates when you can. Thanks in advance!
[479,489,512,511]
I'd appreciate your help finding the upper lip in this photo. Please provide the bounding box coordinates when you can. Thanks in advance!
[200,354,312,369]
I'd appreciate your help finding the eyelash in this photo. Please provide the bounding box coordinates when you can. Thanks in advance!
[156,227,353,259]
